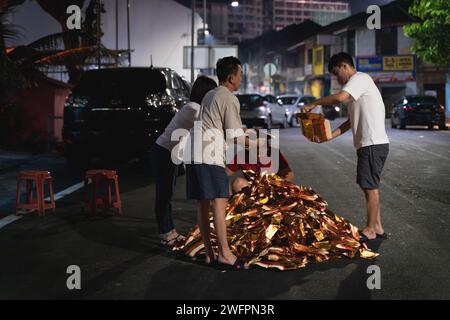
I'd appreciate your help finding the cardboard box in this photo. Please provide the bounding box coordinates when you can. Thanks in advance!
[296,113,332,141]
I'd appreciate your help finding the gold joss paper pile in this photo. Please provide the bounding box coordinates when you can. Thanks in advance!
[174,171,378,270]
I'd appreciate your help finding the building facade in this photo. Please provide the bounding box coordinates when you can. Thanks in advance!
[185,0,349,44]
[239,0,449,117]
[271,0,350,30]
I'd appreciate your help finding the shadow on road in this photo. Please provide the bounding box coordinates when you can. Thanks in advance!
[335,239,383,300]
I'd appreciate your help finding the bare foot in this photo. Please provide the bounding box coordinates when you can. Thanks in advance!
[218,253,249,269]
[217,253,237,266]
[374,225,385,235]
[361,227,377,240]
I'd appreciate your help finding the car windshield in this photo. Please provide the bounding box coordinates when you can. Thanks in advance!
[236,94,263,108]
[278,97,298,105]
[73,69,167,102]
[404,96,437,105]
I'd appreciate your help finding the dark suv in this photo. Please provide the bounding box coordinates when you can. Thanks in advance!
[62,67,190,172]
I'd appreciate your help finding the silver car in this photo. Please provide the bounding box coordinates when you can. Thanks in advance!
[277,94,319,126]
[236,94,289,129]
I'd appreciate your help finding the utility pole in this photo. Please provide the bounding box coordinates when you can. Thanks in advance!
[96,0,101,68]
[115,0,118,65]
[203,0,206,36]
[191,0,195,84]
[127,0,131,66]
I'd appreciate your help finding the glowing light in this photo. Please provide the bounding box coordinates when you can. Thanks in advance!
[231,1,239,7]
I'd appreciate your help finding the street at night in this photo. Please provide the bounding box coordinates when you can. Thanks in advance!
[1,0,450,307]
[1,120,449,299]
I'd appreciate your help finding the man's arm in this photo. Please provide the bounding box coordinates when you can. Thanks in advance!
[301,91,351,113]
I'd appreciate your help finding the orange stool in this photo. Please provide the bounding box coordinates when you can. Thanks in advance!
[15,170,55,216]
[83,169,122,215]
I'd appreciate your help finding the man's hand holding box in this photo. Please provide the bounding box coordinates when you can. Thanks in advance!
[295,112,332,142]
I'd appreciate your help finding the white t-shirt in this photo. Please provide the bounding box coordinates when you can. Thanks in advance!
[189,86,244,167]
[156,101,200,152]
[342,72,389,149]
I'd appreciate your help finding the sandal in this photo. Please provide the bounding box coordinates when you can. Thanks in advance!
[216,258,248,271]
[160,233,186,247]
[376,232,388,239]
[359,231,371,242]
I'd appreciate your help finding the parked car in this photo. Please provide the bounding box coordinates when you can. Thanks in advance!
[236,94,289,129]
[390,95,446,130]
[277,94,318,126]
[62,67,190,172]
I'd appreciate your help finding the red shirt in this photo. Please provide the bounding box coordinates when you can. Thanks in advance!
[227,150,290,175]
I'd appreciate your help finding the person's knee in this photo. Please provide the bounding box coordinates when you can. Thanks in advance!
[232,177,249,193]
[362,188,379,195]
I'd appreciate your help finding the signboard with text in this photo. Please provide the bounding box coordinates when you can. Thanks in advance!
[356,55,416,83]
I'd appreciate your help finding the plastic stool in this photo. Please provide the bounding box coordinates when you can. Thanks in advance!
[83,169,122,215]
[15,170,55,216]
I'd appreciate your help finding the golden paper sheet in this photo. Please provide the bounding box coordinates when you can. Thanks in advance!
[173,171,379,270]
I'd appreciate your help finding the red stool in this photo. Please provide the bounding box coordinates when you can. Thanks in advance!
[83,169,122,215]
[15,170,55,216]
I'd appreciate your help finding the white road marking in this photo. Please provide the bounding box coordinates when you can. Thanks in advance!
[0,214,22,229]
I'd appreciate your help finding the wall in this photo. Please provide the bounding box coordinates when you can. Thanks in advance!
[397,26,414,54]
[101,0,203,80]
[355,29,375,56]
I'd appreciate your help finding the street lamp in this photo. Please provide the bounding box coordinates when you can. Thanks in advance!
[231,1,239,7]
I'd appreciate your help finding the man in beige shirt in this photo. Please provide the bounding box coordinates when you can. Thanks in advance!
[186,56,247,269]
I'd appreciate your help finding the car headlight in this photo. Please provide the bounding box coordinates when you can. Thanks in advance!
[146,93,177,109]
[64,95,88,108]
[256,106,267,113]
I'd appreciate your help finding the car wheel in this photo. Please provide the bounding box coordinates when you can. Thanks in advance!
[281,115,289,129]
[399,120,406,129]
[391,119,397,129]
[265,116,272,130]
[289,115,296,127]
[428,124,434,130]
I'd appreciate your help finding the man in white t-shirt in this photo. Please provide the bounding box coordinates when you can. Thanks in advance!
[300,52,389,242]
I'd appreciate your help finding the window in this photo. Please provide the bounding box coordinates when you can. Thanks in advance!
[307,49,313,64]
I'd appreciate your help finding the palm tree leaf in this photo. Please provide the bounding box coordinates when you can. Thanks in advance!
[27,31,97,51]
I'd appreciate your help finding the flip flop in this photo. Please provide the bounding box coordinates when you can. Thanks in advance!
[359,231,373,242]
[376,232,388,239]
[160,234,185,247]
[216,258,247,271]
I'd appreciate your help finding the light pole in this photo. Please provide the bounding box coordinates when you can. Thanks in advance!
[127,0,131,66]
[115,0,118,65]
[191,0,195,84]
[96,0,101,68]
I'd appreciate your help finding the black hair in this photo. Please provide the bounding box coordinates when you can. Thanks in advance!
[189,76,217,104]
[216,56,241,83]
[328,52,355,73]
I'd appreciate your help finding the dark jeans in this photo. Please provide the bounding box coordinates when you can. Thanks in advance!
[152,143,178,235]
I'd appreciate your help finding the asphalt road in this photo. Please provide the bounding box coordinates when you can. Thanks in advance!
[0,120,449,299]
